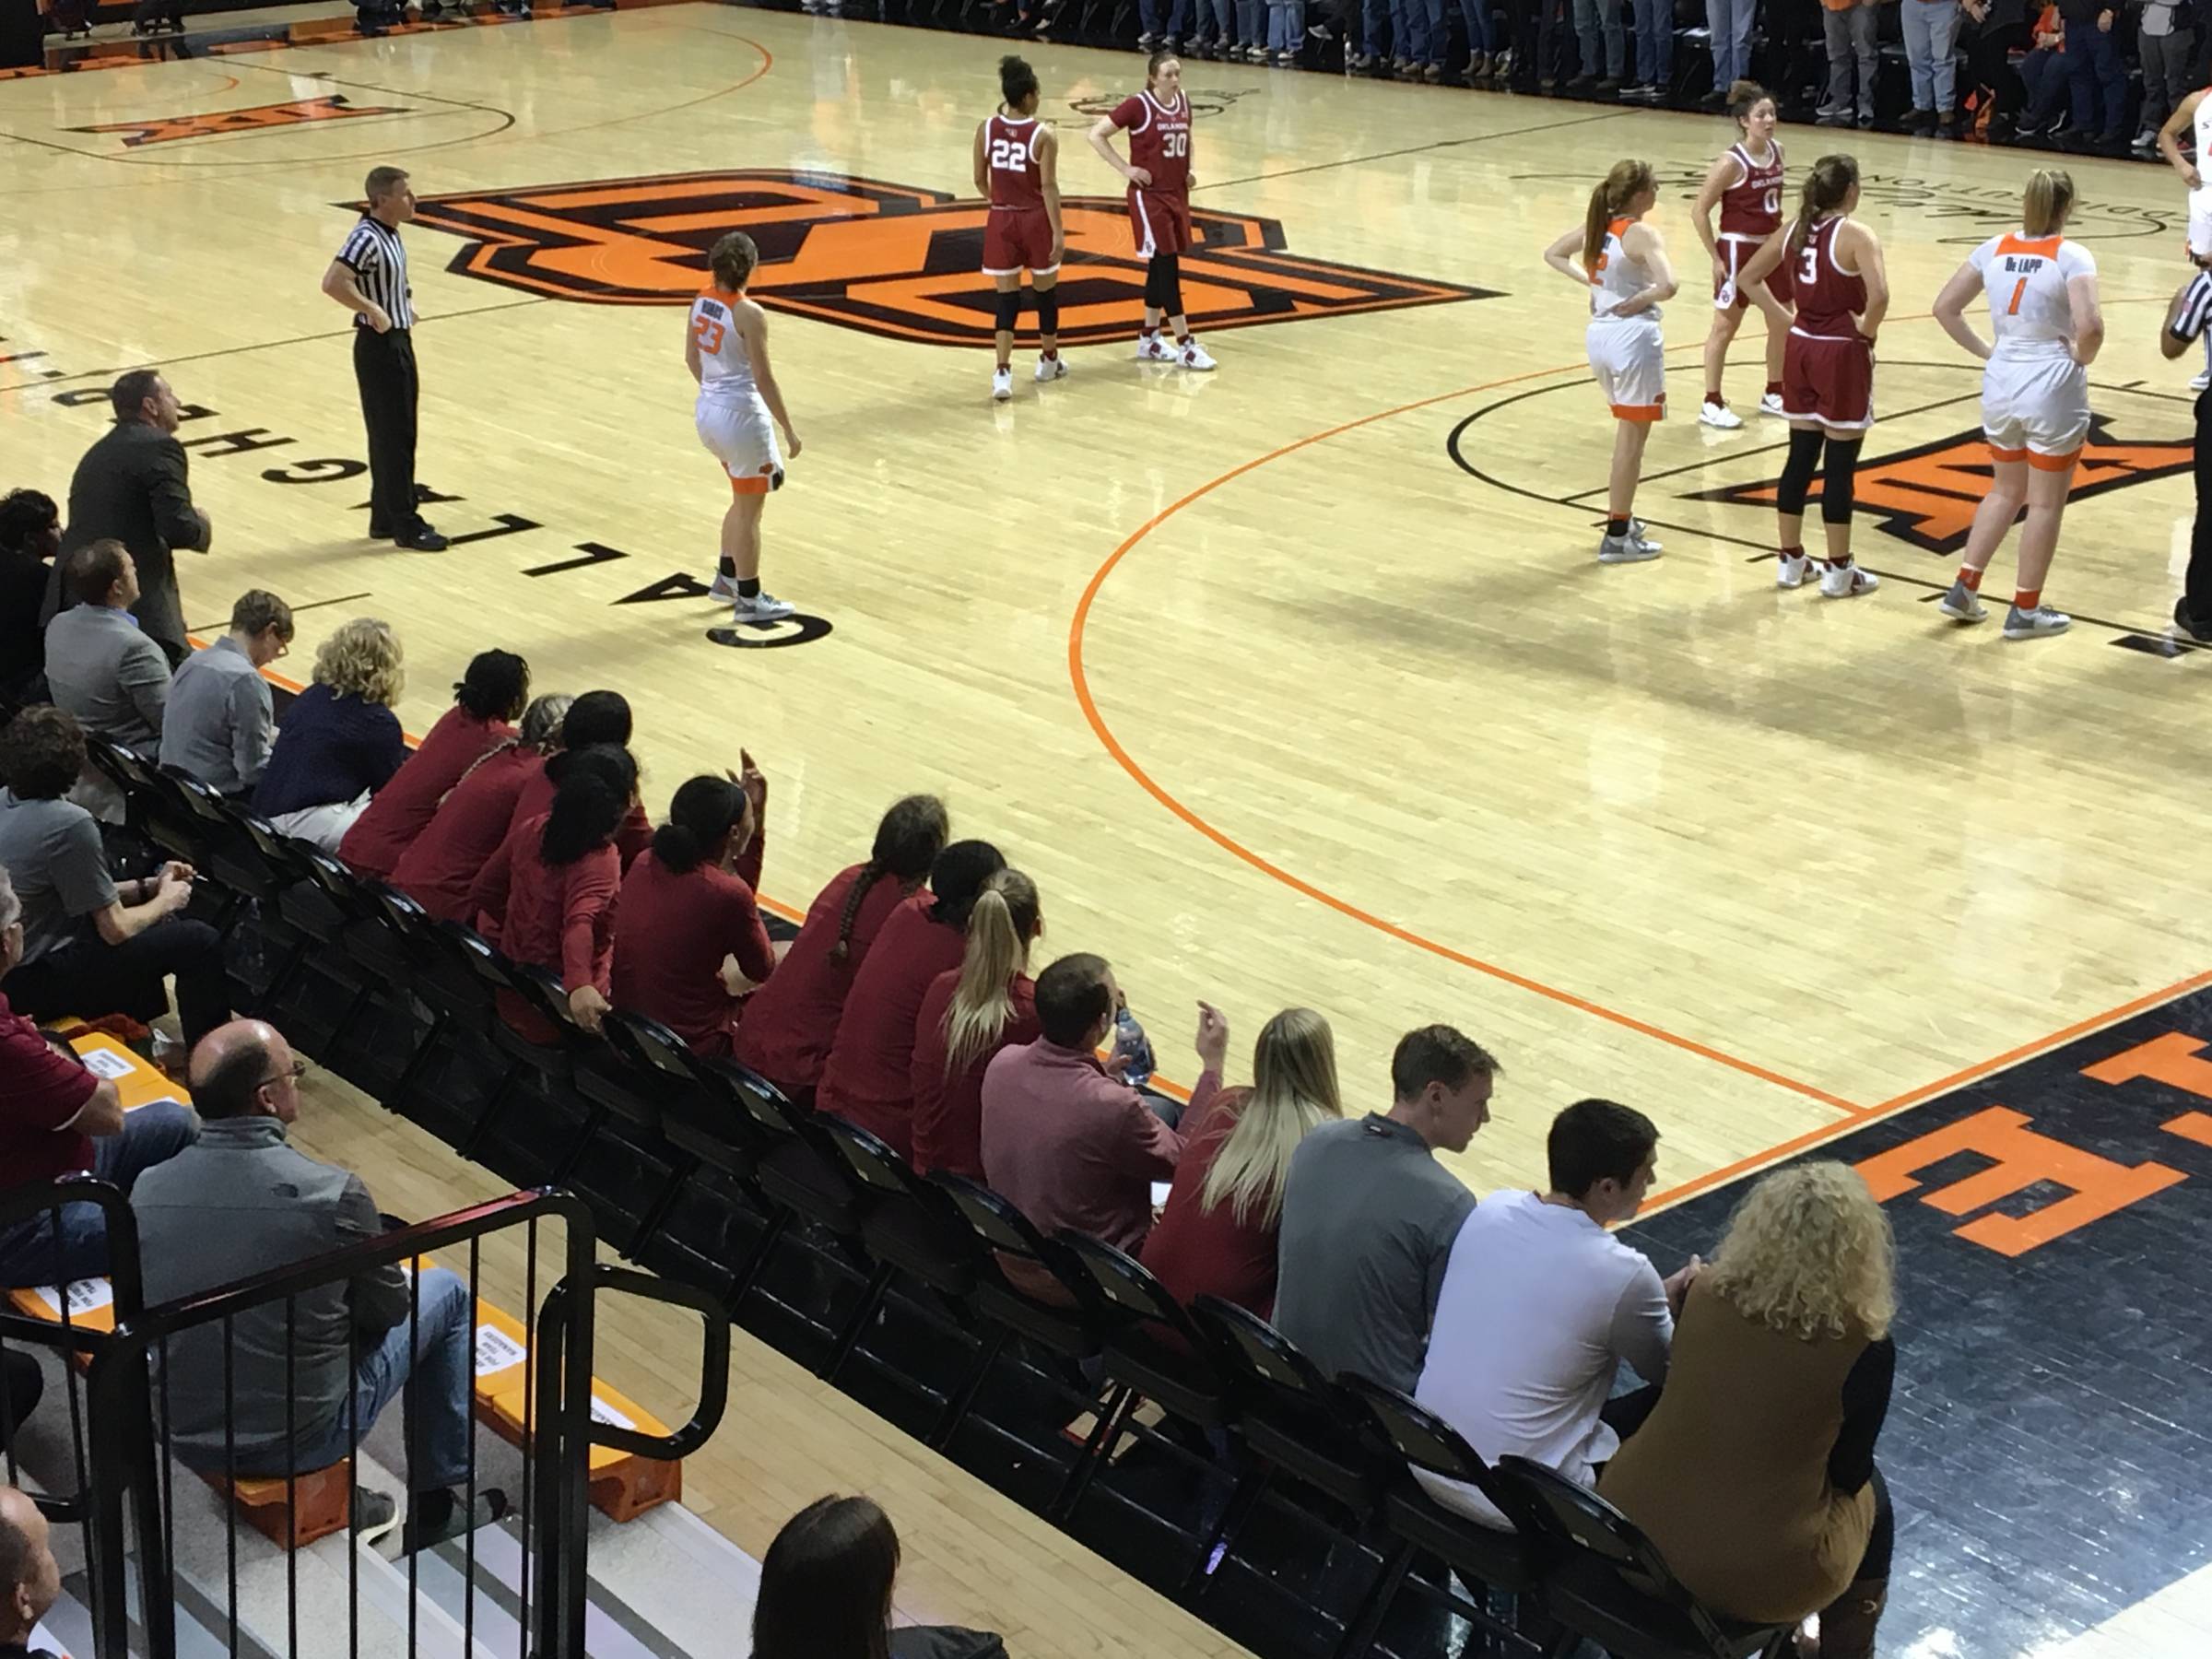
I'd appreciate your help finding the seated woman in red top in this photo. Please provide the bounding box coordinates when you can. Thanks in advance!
[730,793,947,1101]
[609,771,774,1056]
[340,649,529,878]
[1141,1006,1341,1320]
[390,693,571,921]
[466,744,636,1042]
[813,839,1005,1156]
[911,869,1041,1182]
[505,689,653,871]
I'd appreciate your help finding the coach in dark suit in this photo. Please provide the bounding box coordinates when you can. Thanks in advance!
[41,371,212,668]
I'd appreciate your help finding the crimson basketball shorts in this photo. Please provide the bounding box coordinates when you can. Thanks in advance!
[982,206,1058,276]
[1586,316,1666,422]
[1981,351,2089,465]
[1781,330,1875,431]
[1128,186,1192,259]
[1714,237,1794,312]
[696,395,782,496]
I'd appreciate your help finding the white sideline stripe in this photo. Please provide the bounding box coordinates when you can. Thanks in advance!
[2034,1561,2212,1658]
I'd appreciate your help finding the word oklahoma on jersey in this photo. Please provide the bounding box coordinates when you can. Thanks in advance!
[1111,88,1192,257]
[982,112,1056,276]
[1716,140,1793,308]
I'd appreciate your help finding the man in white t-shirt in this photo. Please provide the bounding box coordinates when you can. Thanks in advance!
[1411,1098,1699,1528]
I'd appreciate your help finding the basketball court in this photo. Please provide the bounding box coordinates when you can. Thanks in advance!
[9,6,2212,1652]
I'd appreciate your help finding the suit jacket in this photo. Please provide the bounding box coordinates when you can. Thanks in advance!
[45,421,208,665]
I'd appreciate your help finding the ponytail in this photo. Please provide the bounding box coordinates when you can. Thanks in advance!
[2022,167,2075,237]
[927,840,1006,934]
[1583,159,1656,273]
[941,871,1041,1077]
[830,793,949,965]
[1789,153,1859,257]
[653,774,745,876]
[538,745,636,867]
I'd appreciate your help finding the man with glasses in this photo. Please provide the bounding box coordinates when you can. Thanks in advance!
[133,1019,507,1550]
[0,860,198,1288]
[159,590,295,798]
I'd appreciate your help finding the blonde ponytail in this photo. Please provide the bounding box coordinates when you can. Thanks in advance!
[1583,159,1656,272]
[2023,168,2075,237]
[941,870,1041,1077]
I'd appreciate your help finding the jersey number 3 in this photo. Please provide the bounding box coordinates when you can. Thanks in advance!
[693,313,725,354]
[1797,241,1820,288]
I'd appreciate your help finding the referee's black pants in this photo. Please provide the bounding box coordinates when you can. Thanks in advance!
[354,324,420,535]
[2188,385,2212,630]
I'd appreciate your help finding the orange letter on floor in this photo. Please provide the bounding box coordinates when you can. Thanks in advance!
[2080,1031,2212,1100]
[1853,1107,2187,1258]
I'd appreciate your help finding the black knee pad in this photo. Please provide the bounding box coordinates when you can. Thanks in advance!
[1776,426,1824,518]
[1144,254,1174,310]
[1035,288,1060,336]
[1820,437,1863,524]
[994,288,1023,333]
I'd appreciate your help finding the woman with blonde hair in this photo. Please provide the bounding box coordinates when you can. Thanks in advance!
[253,617,407,853]
[911,869,1042,1181]
[1542,158,1677,567]
[1599,1162,1897,1659]
[1930,168,2100,641]
[1141,1006,1341,1317]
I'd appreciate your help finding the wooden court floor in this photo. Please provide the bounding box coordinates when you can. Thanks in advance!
[8,6,2212,1214]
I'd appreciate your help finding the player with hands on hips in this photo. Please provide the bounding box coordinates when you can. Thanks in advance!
[1088,48,1216,371]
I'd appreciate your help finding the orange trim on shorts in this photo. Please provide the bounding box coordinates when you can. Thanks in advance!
[1994,233,2063,259]
[728,471,771,497]
[1612,401,1665,422]
[1988,443,2029,464]
[2027,445,2082,472]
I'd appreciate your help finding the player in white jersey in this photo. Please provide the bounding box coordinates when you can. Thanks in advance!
[2156,86,2212,388]
[1542,159,1677,566]
[687,231,804,628]
[1929,170,2101,641]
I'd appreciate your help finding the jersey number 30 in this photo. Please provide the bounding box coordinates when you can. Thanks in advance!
[1161,131,1188,159]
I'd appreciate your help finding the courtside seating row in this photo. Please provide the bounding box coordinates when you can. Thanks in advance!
[10,1030,679,1547]
[86,736,1786,1659]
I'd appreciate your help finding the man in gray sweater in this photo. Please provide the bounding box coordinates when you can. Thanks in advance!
[132,1019,503,1550]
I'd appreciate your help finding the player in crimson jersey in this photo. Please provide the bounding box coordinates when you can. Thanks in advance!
[1691,81,1793,429]
[1743,155,1888,598]
[975,55,1065,404]
[1088,49,1218,371]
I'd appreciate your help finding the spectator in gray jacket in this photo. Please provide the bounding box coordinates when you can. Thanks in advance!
[43,540,169,759]
[1272,1023,1495,1393]
[159,591,294,798]
[131,1018,506,1550]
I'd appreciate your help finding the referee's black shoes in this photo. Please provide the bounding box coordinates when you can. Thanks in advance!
[2176,598,2212,643]
[394,522,450,552]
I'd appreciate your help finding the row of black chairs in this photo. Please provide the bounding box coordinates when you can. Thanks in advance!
[85,735,1790,1659]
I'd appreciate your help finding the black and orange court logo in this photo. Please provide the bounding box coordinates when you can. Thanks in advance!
[70,94,409,147]
[395,170,1494,347]
[1694,418,2196,554]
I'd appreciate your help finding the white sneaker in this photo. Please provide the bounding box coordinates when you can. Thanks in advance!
[1700,399,1743,430]
[1759,391,1787,417]
[1776,552,1813,589]
[1936,578,1987,622]
[1179,339,1218,371]
[2194,369,2210,393]
[1627,517,1662,550]
[709,571,740,603]
[729,591,796,623]
[1597,529,1663,564]
[1035,356,1067,382]
[1818,561,1879,598]
[1136,335,1173,361]
[2002,603,2071,640]
[992,367,1013,402]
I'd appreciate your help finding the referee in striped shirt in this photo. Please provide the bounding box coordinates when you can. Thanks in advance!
[2160,266,2212,639]
[322,166,447,552]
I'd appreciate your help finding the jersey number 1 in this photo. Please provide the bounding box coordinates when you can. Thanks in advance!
[2006,276,2027,316]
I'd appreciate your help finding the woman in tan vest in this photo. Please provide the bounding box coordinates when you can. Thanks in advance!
[1598,1163,1896,1659]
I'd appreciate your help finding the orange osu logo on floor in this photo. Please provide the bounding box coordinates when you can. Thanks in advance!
[1697,419,2195,554]
[69,94,408,147]
[391,170,1495,346]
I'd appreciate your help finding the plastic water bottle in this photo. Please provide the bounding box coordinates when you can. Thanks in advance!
[1114,1006,1155,1088]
